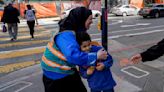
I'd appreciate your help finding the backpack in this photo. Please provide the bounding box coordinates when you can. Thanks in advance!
[25,10,35,21]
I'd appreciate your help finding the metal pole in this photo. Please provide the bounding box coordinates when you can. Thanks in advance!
[60,0,62,19]
[101,0,108,50]
[18,0,21,16]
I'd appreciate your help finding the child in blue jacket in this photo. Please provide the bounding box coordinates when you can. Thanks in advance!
[76,32,116,92]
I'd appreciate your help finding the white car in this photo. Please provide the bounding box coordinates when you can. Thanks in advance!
[61,8,101,19]
[111,5,140,16]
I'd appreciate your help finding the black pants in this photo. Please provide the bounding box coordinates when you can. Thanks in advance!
[43,70,87,92]
[27,21,35,38]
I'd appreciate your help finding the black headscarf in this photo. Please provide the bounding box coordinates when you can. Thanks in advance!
[58,7,92,32]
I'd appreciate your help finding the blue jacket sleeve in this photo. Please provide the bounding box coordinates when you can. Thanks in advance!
[103,53,113,69]
[55,31,97,66]
[79,66,90,79]
[91,45,113,69]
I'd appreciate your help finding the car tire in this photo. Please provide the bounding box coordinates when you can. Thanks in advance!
[143,16,147,18]
[154,12,159,18]
[153,12,159,18]
[122,12,127,17]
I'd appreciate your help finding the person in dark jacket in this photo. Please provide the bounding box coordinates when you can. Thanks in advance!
[1,3,20,41]
[76,32,116,92]
[130,39,164,63]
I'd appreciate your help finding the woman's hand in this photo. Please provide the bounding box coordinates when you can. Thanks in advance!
[130,54,142,64]
[97,49,108,60]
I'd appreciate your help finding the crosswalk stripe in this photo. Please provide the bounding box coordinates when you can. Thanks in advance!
[0,32,51,41]
[0,40,49,48]
[0,61,40,73]
[0,47,45,59]
[0,26,45,36]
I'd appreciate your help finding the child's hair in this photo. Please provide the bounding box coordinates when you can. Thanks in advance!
[76,32,91,45]
[26,4,32,10]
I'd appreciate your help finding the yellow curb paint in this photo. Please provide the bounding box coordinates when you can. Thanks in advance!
[0,26,45,36]
[0,40,49,48]
[0,48,45,59]
[0,61,40,73]
[18,25,44,33]
[0,32,51,41]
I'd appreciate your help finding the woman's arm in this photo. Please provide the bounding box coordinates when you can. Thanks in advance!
[55,31,97,66]
[91,46,113,68]
[79,66,90,79]
[103,53,113,68]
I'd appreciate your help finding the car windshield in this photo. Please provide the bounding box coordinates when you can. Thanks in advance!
[145,4,154,7]
[116,5,122,8]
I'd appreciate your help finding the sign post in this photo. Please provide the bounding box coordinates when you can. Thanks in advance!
[101,0,108,50]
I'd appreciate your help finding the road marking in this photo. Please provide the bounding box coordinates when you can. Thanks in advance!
[0,32,159,59]
[0,81,32,92]
[93,29,164,41]
[0,32,51,41]
[15,81,32,92]
[90,25,164,36]
[0,70,41,89]
[0,25,45,34]
[121,66,149,78]
[109,20,123,25]
[113,73,142,92]
[0,40,157,73]
[121,23,150,27]
[0,46,45,59]
[0,40,49,48]
[0,61,40,73]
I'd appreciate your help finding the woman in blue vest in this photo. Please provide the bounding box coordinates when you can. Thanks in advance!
[41,7,108,92]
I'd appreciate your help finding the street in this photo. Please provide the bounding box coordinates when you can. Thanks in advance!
[0,15,164,92]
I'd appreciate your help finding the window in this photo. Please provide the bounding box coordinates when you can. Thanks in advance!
[156,5,164,8]
[124,6,130,8]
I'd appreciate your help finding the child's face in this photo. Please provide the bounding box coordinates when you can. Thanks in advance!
[80,41,91,52]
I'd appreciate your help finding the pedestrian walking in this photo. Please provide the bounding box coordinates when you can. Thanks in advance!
[24,4,38,40]
[1,2,20,41]
[40,7,108,92]
[76,32,116,92]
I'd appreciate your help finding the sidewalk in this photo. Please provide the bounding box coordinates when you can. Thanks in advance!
[0,64,141,92]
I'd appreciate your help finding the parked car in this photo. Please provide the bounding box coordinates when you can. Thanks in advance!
[61,8,101,19]
[111,5,140,16]
[138,3,164,18]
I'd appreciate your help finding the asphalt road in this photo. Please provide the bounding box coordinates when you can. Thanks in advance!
[1,15,164,92]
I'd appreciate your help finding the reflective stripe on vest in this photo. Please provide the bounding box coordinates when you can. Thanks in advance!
[47,42,67,61]
[42,55,72,70]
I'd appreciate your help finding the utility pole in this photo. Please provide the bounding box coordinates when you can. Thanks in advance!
[18,0,21,15]
[101,0,108,50]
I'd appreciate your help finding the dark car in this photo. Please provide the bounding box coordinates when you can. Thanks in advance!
[138,4,164,18]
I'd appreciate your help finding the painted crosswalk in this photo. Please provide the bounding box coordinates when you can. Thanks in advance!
[1,26,164,75]
[0,25,53,74]
[1,22,164,92]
